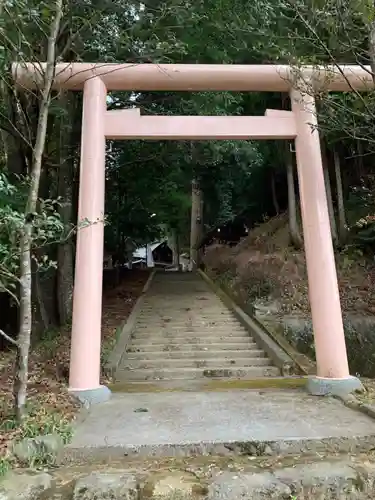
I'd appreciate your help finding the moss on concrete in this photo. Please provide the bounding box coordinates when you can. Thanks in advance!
[108,377,307,394]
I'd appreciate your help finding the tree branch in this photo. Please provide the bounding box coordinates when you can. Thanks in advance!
[0,329,18,347]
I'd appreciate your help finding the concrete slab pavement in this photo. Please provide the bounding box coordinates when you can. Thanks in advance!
[66,389,375,460]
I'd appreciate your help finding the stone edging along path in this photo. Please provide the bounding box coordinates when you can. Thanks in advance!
[197,269,296,376]
[337,391,375,423]
[105,269,156,377]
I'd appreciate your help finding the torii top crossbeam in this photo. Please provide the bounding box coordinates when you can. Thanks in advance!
[12,62,374,92]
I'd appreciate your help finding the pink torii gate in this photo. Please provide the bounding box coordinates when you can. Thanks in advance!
[13,63,371,404]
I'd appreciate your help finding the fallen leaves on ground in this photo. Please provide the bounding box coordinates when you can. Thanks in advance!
[0,269,149,468]
[356,378,375,406]
[203,217,375,317]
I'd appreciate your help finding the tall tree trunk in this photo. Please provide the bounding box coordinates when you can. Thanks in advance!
[368,12,375,80]
[169,228,179,268]
[197,194,204,265]
[356,140,365,181]
[333,149,347,243]
[14,0,63,421]
[176,233,180,268]
[286,144,302,249]
[271,171,280,215]
[127,247,133,270]
[57,222,73,324]
[321,140,338,245]
[33,257,50,332]
[190,178,202,270]
[57,93,75,326]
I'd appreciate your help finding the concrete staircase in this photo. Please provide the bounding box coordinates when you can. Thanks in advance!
[116,272,280,382]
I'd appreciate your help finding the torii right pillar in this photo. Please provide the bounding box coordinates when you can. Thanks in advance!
[290,87,363,396]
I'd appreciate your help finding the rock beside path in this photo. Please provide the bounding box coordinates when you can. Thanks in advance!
[73,472,138,500]
[0,471,53,500]
[2,459,375,499]
[208,461,375,499]
[12,434,64,466]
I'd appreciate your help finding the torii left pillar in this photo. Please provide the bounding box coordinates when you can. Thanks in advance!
[69,77,111,404]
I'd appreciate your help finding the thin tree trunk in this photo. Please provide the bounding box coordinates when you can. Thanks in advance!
[323,165,338,243]
[34,262,50,331]
[271,172,280,215]
[0,83,8,164]
[286,145,302,249]
[190,178,202,270]
[321,140,338,245]
[368,12,375,80]
[197,194,204,265]
[57,233,73,324]
[176,233,180,268]
[169,228,179,267]
[57,94,74,325]
[333,149,347,243]
[14,0,63,421]
[356,140,365,180]
[127,248,133,269]
[14,226,32,418]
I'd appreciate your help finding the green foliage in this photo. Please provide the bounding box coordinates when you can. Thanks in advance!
[0,455,11,478]
[0,173,64,299]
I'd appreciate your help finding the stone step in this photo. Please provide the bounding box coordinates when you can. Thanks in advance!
[125,348,266,359]
[144,293,214,296]
[129,336,256,345]
[136,314,238,328]
[135,321,245,330]
[132,325,248,333]
[116,365,280,381]
[124,357,271,370]
[132,326,248,334]
[146,296,214,300]
[135,320,243,325]
[126,341,260,351]
[138,309,235,321]
[137,312,235,320]
[136,314,237,320]
[139,304,229,309]
[130,334,252,342]
[142,299,222,303]
[144,288,214,292]
[114,273,282,384]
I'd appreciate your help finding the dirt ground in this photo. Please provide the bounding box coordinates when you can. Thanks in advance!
[0,269,149,471]
[203,213,375,317]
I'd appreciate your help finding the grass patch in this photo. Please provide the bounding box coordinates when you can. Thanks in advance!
[0,456,11,478]
[0,391,76,475]
[0,325,78,477]
[1,404,73,442]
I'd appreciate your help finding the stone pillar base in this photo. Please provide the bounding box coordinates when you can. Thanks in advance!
[69,385,111,406]
[306,376,364,397]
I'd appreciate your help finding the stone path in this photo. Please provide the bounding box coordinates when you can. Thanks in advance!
[116,272,280,383]
[67,389,375,459]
